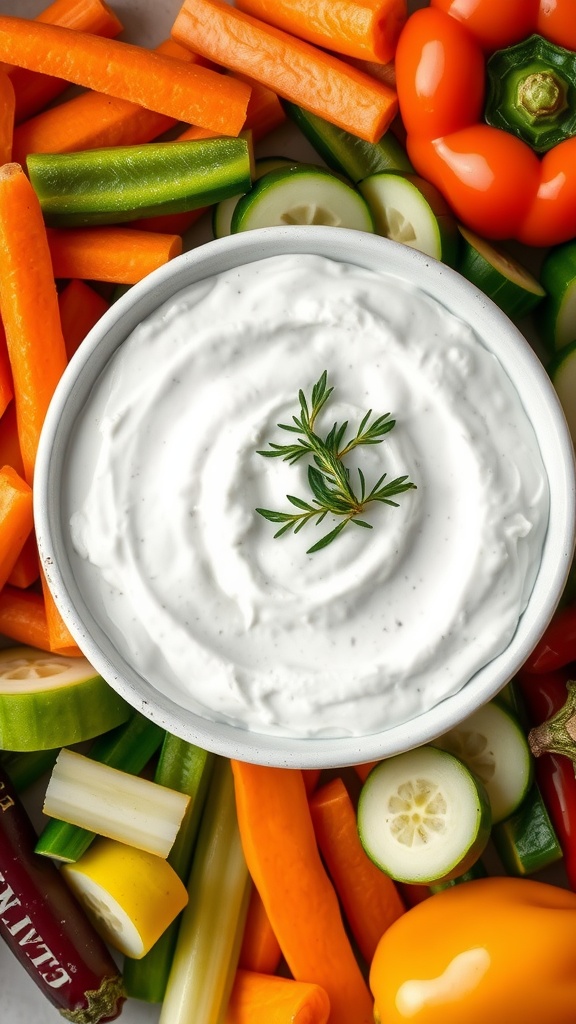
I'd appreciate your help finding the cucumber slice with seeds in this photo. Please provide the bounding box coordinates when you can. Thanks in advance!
[457,226,545,319]
[433,700,533,824]
[0,645,130,751]
[213,156,300,239]
[230,166,374,233]
[357,745,491,884]
[538,241,576,351]
[358,171,458,265]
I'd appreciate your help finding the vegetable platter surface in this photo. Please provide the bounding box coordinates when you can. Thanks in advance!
[1,0,575,1022]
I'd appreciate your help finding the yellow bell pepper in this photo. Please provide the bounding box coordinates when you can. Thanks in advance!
[370,876,576,1023]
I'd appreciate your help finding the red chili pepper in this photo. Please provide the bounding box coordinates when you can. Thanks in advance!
[522,605,576,674]
[517,670,576,890]
[395,0,576,245]
[0,766,125,1022]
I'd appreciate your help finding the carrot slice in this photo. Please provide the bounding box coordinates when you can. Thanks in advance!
[225,970,330,1024]
[0,585,51,651]
[238,886,282,975]
[0,16,251,137]
[172,0,397,143]
[0,466,34,590]
[58,280,110,361]
[0,164,67,486]
[309,777,405,964]
[47,226,182,285]
[7,0,124,124]
[0,70,14,164]
[234,0,407,64]
[12,40,211,165]
[7,531,40,589]
[231,762,373,1024]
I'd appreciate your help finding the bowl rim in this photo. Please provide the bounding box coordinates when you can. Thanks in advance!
[34,226,576,768]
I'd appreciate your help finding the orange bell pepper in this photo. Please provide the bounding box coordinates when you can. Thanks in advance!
[370,876,576,1024]
[395,0,576,245]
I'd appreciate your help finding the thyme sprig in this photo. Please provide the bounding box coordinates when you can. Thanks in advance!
[255,371,416,553]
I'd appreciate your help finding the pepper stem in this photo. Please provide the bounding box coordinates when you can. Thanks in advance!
[517,71,568,121]
[528,680,576,760]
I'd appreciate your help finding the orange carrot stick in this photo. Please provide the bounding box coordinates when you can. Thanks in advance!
[131,207,208,236]
[7,0,124,124]
[238,886,282,975]
[0,16,251,137]
[0,70,14,164]
[58,280,110,361]
[0,584,50,651]
[47,226,182,285]
[302,768,322,795]
[172,0,398,143]
[7,531,40,589]
[231,762,373,1024]
[0,402,24,478]
[12,40,210,165]
[240,76,286,141]
[0,465,34,590]
[0,326,14,423]
[225,970,330,1024]
[40,570,83,657]
[309,777,405,965]
[234,0,407,64]
[354,760,378,783]
[0,164,67,485]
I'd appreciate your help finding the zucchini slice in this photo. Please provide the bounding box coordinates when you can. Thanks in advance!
[457,226,545,320]
[213,155,299,239]
[358,172,459,265]
[357,746,491,884]
[230,165,374,233]
[0,645,130,751]
[548,338,576,447]
[433,700,533,824]
[538,241,576,351]
[283,101,413,183]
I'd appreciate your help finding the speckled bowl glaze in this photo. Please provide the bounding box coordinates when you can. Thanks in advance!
[34,226,576,768]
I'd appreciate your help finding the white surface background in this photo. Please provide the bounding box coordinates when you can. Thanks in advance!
[0,0,560,1021]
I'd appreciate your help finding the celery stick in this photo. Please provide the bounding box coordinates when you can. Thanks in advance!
[0,748,58,791]
[35,713,164,861]
[159,757,251,1024]
[123,736,215,1002]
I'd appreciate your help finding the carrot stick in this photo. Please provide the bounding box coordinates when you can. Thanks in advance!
[7,531,40,589]
[7,0,124,124]
[47,226,182,285]
[12,40,210,165]
[0,402,24,478]
[240,76,286,141]
[0,164,67,486]
[0,70,14,164]
[40,570,83,657]
[0,326,14,424]
[0,16,251,137]
[131,207,208,236]
[172,0,398,143]
[225,970,330,1024]
[58,280,110,361]
[0,466,34,590]
[309,777,404,965]
[0,584,51,651]
[238,886,282,975]
[354,760,378,783]
[231,762,373,1024]
[234,0,407,64]
[302,768,322,795]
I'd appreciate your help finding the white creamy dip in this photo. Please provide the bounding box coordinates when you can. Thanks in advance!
[68,254,549,737]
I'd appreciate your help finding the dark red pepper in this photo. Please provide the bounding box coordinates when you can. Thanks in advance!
[522,605,576,673]
[0,765,125,1022]
[517,669,576,889]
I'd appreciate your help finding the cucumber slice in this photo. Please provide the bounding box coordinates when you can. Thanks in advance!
[538,241,576,351]
[213,156,299,239]
[230,166,374,233]
[0,645,130,751]
[283,101,413,183]
[491,782,563,876]
[358,172,459,266]
[457,226,545,319]
[357,746,491,884]
[432,700,533,824]
[548,338,576,447]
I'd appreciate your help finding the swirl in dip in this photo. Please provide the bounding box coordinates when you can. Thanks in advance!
[68,254,549,737]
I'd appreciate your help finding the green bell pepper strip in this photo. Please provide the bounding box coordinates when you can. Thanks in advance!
[27,135,254,227]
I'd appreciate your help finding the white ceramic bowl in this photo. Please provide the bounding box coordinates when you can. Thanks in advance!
[34,226,576,768]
